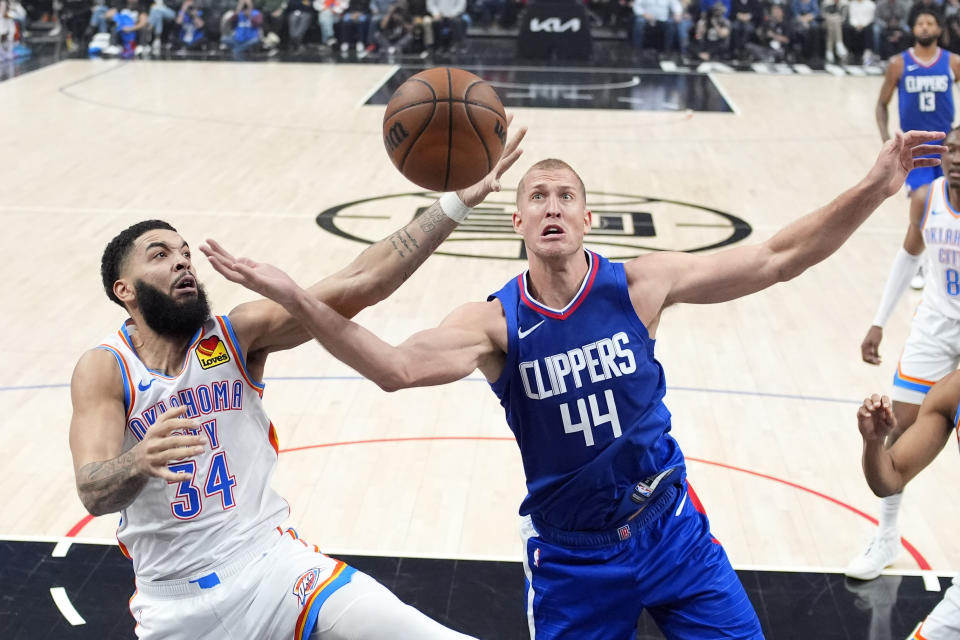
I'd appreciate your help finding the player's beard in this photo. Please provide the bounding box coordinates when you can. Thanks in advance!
[135,279,211,339]
[916,34,939,47]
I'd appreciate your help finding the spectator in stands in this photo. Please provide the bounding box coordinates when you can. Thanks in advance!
[146,0,176,53]
[844,0,874,61]
[229,0,262,55]
[945,0,960,50]
[632,0,684,55]
[791,0,822,58]
[428,0,467,53]
[872,0,906,57]
[284,0,317,52]
[406,0,434,50]
[748,2,791,60]
[472,0,506,27]
[699,0,728,15]
[729,0,761,59]
[175,0,206,49]
[822,0,847,61]
[258,0,285,49]
[0,0,14,59]
[61,0,92,51]
[367,0,393,47]
[339,0,370,54]
[374,0,413,51]
[318,0,345,47]
[89,0,112,34]
[105,0,149,57]
[693,0,730,57]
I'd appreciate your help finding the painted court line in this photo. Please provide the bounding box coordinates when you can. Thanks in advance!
[50,587,85,626]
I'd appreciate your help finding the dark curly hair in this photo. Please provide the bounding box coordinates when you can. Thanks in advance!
[912,5,943,28]
[101,220,177,306]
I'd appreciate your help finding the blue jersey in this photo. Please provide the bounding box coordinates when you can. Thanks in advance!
[488,251,685,532]
[899,47,955,137]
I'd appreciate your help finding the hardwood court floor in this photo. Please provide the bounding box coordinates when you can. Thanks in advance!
[1,60,958,584]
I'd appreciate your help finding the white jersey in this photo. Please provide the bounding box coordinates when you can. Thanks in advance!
[921,177,960,321]
[97,315,289,581]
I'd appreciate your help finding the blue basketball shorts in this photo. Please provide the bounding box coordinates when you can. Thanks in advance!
[906,164,944,194]
[520,483,763,640]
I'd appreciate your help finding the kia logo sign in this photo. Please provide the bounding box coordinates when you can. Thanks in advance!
[529,17,581,32]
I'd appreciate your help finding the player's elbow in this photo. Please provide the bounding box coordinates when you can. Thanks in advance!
[866,476,903,498]
[373,353,414,392]
[78,491,111,517]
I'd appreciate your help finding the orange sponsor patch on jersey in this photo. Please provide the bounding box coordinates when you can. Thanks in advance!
[196,336,230,370]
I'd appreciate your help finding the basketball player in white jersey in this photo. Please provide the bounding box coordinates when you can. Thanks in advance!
[856,385,960,639]
[847,127,960,581]
[67,123,525,640]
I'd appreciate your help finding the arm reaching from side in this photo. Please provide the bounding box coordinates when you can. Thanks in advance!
[625,130,946,326]
[857,373,958,496]
[200,247,507,389]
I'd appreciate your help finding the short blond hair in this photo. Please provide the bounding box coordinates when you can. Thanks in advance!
[516,159,586,205]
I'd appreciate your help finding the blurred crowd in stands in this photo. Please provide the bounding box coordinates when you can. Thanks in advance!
[1,0,954,64]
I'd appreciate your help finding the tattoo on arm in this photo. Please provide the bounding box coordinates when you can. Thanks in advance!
[387,203,450,260]
[417,207,447,234]
[77,450,148,515]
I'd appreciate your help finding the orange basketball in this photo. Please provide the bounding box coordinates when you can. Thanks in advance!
[382,67,507,192]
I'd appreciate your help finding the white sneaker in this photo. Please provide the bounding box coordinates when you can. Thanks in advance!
[845,533,900,580]
[836,40,848,58]
[826,50,835,63]
[151,39,161,55]
[340,41,348,53]
[355,41,364,53]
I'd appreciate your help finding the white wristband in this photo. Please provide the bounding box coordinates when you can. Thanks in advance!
[438,192,471,223]
[872,247,922,327]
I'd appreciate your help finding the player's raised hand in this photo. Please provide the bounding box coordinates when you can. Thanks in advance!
[136,405,206,482]
[867,130,947,198]
[200,238,305,307]
[457,113,527,208]
[857,394,897,442]
[860,325,883,365]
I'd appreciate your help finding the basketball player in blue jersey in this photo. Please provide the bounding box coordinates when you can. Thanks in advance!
[850,8,960,580]
[876,8,959,194]
[202,131,944,639]
[66,123,525,640]
[855,382,960,639]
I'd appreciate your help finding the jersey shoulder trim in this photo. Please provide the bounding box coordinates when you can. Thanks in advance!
[216,315,265,396]
[96,344,135,419]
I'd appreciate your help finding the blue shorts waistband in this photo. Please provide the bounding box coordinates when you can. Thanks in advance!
[530,484,681,548]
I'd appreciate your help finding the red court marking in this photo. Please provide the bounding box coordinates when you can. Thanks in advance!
[685,456,932,571]
[62,436,933,570]
[66,514,94,537]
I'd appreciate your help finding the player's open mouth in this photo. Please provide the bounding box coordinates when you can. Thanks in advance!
[173,276,197,293]
[541,225,564,237]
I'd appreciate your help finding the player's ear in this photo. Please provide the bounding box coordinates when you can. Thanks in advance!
[583,209,592,233]
[513,210,523,234]
[114,278,136,305]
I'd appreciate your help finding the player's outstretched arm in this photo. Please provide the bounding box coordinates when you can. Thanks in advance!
[858,373,958,497]
[628,131,946,317]
[201,246,505,389]
[220,120,526,361]
[69,352,206,516]
[860,183,929,365]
